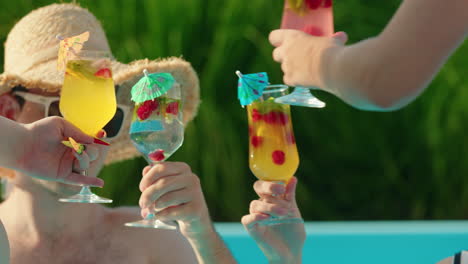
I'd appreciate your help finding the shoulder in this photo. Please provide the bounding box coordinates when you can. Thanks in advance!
[437,256,453,264]
[103,206,197,263]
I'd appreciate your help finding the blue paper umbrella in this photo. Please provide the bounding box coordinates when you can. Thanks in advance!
[236,71,269,106]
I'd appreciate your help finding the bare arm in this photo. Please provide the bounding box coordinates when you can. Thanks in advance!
[437,257,453,264]
[0,116,102,186]
[139,163,237,264]
[271,0,467,111]
[181,220,237,264]
[0,220,9,264]
[329,0,468,110]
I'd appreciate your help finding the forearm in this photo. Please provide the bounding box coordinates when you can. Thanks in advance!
[0,117,28,169]
[0,220,9,264]
[182,220,237,264]
[324,0,467,110]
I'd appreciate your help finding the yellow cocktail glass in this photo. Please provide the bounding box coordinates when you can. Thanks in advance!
[247,85,303,224]
[59,50,116,203]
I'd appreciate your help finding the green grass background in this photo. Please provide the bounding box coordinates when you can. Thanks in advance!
[0,0,467,221]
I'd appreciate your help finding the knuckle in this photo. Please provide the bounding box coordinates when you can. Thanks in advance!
[176,162,191,172]
[156,177,172,188]
[138,197,147,208]
[153,163,167,173]
[191,174,200,186]
[139,181,146,192]
[253,180,262,189]
[50,116,62,123]
[281,63,287,72]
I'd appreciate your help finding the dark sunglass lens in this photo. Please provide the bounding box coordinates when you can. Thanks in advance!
[103,108,124,138]
[48,101,63,117]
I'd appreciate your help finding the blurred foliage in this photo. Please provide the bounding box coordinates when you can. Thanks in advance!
[0,0,466,221]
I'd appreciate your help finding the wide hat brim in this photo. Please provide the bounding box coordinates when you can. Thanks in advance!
[0,56,200,165]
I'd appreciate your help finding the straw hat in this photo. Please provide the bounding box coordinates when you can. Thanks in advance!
[0,3,200,165]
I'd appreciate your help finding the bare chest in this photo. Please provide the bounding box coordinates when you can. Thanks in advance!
[9,235,149,264]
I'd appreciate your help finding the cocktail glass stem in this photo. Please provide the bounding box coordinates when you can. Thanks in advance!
[59,170,113,204]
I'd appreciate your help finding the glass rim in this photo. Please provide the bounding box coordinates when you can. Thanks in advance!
[262,84,289,94]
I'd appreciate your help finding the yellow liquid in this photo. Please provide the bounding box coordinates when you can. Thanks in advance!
[247,101,299,182]
[60,59,116,136]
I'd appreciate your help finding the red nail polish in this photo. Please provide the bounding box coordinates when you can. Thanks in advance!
[93,138,110,146]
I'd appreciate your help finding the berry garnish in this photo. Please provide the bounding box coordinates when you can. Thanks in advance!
[165,101,179,115]
[263,111,289,125]
[323,0,332,8]
[94,68,112,78]
[302,25,324,36]
[149,149,165,162]
[305,0,322,10]
[272,150,286,165]
[137,100,159,120]
[251,135,263,148]
[277,112,289,125]
[252,109,262,122]
[263,111,278,124]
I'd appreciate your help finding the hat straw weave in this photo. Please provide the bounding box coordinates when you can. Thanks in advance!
[0,3,200,164]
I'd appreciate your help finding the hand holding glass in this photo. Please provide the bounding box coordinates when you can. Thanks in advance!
[59,50,116,203]
[125,83,184,229]
[247,85,303,225]
[274,1,334,108]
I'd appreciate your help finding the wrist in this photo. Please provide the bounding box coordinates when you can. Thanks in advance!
[179,215,215,239]
[268,255,302,264]
[319,43,346,96]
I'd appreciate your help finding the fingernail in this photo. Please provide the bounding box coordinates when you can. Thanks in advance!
[93,137,110,146]
[141,211,148,218]
[96,130,107,138]
[146,213,155,219]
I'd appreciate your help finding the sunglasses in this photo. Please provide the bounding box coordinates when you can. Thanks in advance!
[13,91,129,139]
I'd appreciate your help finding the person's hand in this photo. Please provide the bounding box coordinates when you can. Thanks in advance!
[139,162,212,237]
[15,116,104,187]
[242,177,305,264]
[270,29,348,93]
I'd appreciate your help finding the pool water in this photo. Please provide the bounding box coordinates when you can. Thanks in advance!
[215,221,468,264]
